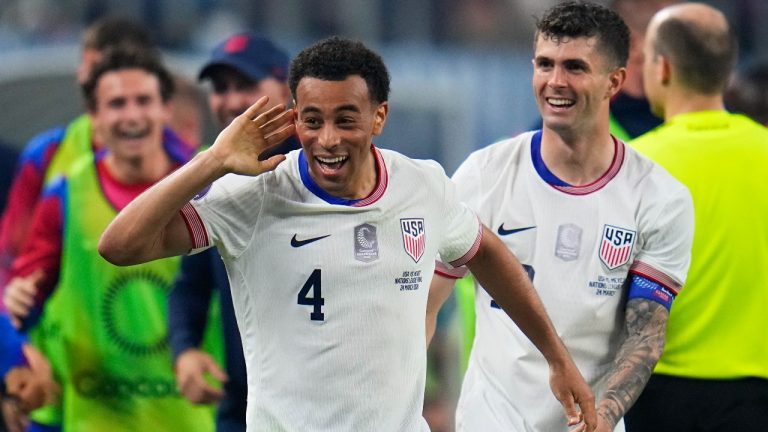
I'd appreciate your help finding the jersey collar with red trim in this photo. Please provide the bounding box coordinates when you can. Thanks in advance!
[531,129,624,195]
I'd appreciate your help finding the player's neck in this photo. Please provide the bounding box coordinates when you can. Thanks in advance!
[346,150,378,200]
[103,147,174,185]
[540,126,615,186]
[663,91,725,121]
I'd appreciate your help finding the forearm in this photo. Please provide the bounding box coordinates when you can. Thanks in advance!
[466,227,569,365]
[597,298,668,427]
[426,273,455,346]
[99,150,226,265]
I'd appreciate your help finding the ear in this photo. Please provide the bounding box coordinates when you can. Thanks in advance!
[372,101,389,136]
[281,84,292,107]
[659,55,672,86]
[606,67,627,99]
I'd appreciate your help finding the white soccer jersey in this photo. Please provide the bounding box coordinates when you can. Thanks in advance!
[453,131,693,432]
[182,147,481,431]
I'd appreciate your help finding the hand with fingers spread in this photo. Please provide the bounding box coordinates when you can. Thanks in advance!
[174,348,229,404]
[3,270,44,329]
[549,358,597,432]
[208,96,296,178]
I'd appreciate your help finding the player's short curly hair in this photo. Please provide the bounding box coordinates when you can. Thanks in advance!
[82,47,175,111]
[289,36,390,105]
[535,1,630,69]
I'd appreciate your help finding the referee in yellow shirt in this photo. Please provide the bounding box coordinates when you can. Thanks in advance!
[626,3,768,432]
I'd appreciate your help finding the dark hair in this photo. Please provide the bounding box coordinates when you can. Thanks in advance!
[82,17,157,54]
[535,1,630,69]
[653,17,736,94]
[81,47,175,111]
[289,36,390,104]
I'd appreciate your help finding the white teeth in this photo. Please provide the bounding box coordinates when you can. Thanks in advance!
[547,98,574,107]
[317,156,347,164]
[120,129,147,139]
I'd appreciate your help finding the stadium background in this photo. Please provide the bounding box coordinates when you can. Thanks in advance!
[0,0,764,174]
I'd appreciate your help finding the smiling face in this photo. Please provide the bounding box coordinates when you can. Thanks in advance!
[294,75,388,200]
[207,67,290,129]
[89,68,169,163]
[532,34,624,137]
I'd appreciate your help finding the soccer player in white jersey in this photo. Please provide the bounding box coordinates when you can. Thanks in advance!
[98,36,597,431]
[428,2,694,432]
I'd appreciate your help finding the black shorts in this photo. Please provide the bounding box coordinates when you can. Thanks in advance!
[625,374,768,432]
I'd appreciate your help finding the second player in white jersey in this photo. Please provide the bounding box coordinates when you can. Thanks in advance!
[451,131,693,431]
[183,146,481,431]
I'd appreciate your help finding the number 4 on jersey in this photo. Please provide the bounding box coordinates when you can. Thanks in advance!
[298,269,325,321]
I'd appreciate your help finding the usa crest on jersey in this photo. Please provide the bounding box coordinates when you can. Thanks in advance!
[599,224,636,269]
[400,218,425,263]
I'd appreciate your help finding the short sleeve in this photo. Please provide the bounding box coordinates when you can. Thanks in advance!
[630,185,694,294]
[182,173,266,259]
[437,168,482,267]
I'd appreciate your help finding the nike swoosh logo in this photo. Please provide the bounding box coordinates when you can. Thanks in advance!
[497,224,536,236]
[291,234,331,248]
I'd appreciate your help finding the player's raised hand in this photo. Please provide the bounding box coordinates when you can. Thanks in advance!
[549,359,597,432]
[208,96,295,177]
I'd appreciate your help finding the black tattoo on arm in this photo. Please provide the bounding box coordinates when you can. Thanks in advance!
[597,298,669,428]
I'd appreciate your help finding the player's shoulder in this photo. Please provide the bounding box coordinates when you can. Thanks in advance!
[623,143,691,204]
[455,131,533,179]
[470,131,533,160]
[376,147,447,180]
[20,125,68,169]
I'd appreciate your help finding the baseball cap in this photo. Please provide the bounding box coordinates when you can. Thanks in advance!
[198,32,289,83]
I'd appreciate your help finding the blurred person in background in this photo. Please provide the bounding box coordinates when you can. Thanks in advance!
[428,2,693,431]
[0,16,201,291]
[724,59,768,125]
[0,17,167,432]
[169,31,299,432]
[608,0,679,141]
[170,74,206,151]
[2,47,214,432]
[0,142,18,215]
[625,3,768,431]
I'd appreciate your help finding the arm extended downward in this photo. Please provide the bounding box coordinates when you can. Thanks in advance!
[464,226,597,432]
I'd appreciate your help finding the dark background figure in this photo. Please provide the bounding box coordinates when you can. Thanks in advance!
[724,59,768,125]
[0,142,19,215]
